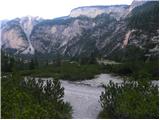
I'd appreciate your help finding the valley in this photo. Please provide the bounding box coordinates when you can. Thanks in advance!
[30,74,123,119]
[1,0,159,119]
[52,75,159,118]
[22,73,158,119]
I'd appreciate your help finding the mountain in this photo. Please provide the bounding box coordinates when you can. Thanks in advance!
[69,5,129,20]
[1,1,159,61]
[1,16,42,54]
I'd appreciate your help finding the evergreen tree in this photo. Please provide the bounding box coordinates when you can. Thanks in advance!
[99,75,159,119]
[34,55,39,68]
[44,78,64,103]
[29,59,35,70]
[54,51,62,67]
[88,52,97,64]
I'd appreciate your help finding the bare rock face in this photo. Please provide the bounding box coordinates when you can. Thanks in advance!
[1,1,159,60]
[1,16,42,54]
[2,29,28,50]
[30,13,125,57]
[70,5,129,20]
[1,19,29,53]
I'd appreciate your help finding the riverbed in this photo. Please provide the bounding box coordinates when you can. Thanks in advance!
[61,74,123,119]
[24,74,158,119]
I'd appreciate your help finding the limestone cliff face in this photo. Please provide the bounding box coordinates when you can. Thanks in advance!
[1,19,29,52]
[1,16,42,54]
[30,17,95,54]
[1,1,159,60]
[19,16,42,54]
[69,5,129,20]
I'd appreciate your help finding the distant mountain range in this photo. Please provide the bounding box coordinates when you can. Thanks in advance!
[1,0,159,61]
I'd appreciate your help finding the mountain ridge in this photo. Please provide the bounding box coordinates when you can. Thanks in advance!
[1,1,159,61]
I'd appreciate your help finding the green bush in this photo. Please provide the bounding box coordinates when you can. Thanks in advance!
[1,73,72,118]
[59,63,101,80]
[103,60,159,80]
[99,76,159,119]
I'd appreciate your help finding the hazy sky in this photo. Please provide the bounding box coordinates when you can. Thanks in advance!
[0,0,133,20]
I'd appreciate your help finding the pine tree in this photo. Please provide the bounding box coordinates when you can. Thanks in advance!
[29,59,35,70]
[44,78,64,103]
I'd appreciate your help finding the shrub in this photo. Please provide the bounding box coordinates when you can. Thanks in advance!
[1,73,72,118]
[99,77,159,118]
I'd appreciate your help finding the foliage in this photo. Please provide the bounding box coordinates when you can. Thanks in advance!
[2,50,158,81]
[59,62,101,80]
[99,75,159,119]
[29,59,35,70]
[127,1,159,32]
[1,73,72,118]
[1,52,15,72]
[107,45,147,62]
[103,60,159,80]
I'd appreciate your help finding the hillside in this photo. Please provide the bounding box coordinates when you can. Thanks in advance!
[1,1,159,62]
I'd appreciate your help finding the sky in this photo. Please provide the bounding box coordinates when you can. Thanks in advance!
[0,0,134,20]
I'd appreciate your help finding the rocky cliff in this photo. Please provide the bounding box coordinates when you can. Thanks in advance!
[1,1,159,61]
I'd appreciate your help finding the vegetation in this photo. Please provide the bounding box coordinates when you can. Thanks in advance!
[1,49,159,119]
[19,62,101,81]
[102,60,159,80]
[2,51,158,81]
[1,52,72,118]
[108,45,147,62]
[127,1,159,32]
[1,1,159,119]
[99,74,159,119]
[1,72,72,118]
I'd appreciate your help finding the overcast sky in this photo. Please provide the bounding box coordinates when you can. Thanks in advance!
[0,0,134,20]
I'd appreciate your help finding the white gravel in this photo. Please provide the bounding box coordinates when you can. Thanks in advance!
[24,74,158,119]
[60,74,123,119]
[61,74,158,119]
